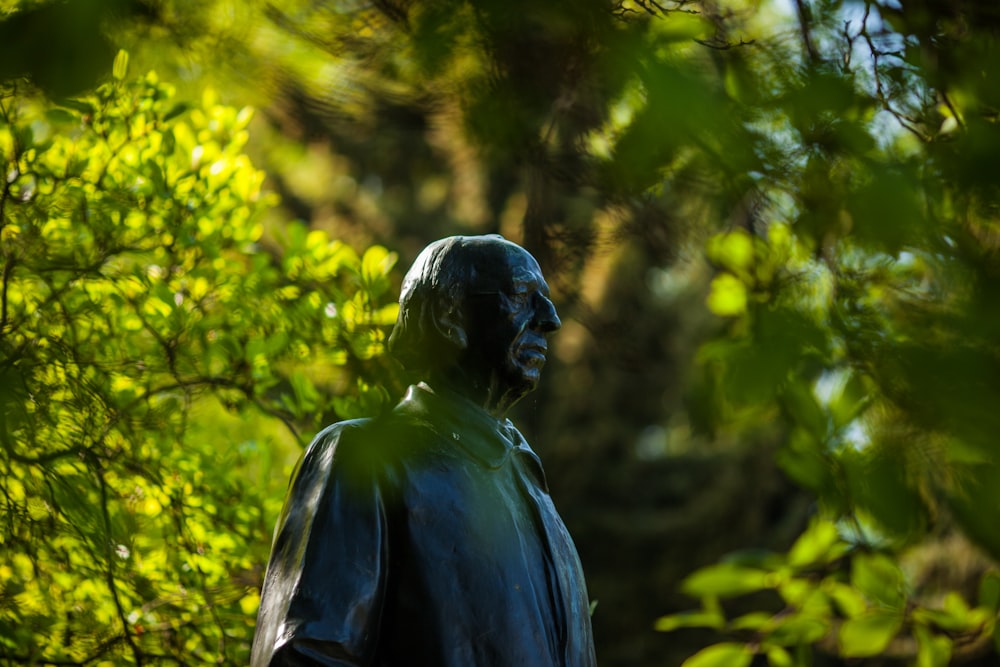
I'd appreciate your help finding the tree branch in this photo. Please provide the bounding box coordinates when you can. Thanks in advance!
[96,463,144,665]
[794,0,820,63]
[694,36,756,50]
[1,254,13,336]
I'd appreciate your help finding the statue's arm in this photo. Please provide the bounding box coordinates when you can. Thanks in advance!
[251,423,389,667]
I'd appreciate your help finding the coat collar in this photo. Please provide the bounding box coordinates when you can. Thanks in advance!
[395,382,535,470]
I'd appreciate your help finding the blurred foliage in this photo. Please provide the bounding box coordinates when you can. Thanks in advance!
[0,56,397,663]
[659,517,999,665]
[4,0,1000,665]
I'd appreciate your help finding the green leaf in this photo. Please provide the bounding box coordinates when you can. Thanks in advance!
[45,108,78,125]
[912,592,984,633]
[914,625,952,667]
[710,305,830,405]
[163,102,192,123]
[838,610,903,657]
[979,571,1000,613]
[57,98,97,117]
[681,643,753,667]
[707,273,747,317]
[290,371,320,412]
[729,611,773,631]
[681,563,771,598]
[826,582,867,618]
[781,380,828,443]
[768,612,830,646]
[777,577,814,606]
[851,552,905,608]
[775,429,839,505]
[828,371,871,429]
[655,608,725,632]
[765,645,793,667]
[847,166,926,254]
[947,462,1000,561]
[361,245,396,287]
[842,447,927,541]
[706,230,754,276]
[113,49,130,82]
[787,517,840,569]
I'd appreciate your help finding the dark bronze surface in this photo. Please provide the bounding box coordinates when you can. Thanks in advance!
[251,236,595,666]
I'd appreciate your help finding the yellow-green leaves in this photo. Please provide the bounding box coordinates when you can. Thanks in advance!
[681,642,753,667]
[707,273,747,316]
[787,517,843,569]
[660,514,998,667]
[851,552,905,609]
[680,563,771,598]
[654,607,725,633]
[0,56,400,664]
[838,609,903,657]
[707,229,754,276]
[112,49,130,82]
[705,230,753,317]
[915,625,953,667]
[703,225,806,318]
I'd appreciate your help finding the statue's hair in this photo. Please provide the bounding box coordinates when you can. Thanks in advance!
[388,235,506,373]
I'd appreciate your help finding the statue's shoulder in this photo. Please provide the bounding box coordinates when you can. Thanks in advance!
[302,411,437,474]
[304,417,374,455]
[288,418,375,481]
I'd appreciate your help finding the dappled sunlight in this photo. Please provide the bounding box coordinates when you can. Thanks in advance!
[3,0,1000,664]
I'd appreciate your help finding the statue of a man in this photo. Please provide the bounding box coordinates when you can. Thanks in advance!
[250,235,596,666]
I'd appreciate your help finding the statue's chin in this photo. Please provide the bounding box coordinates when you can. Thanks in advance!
[502,365,541,400]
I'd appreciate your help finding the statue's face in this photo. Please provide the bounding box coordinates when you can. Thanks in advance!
[462,243,561,398]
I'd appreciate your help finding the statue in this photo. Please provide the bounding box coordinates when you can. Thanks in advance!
[250,235,597,666]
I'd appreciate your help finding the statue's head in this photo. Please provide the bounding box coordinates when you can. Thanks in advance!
[389,235,561,408]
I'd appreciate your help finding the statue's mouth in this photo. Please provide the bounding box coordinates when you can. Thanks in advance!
[519,344,547,366]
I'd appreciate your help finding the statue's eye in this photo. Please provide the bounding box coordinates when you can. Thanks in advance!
[507,290,532,307]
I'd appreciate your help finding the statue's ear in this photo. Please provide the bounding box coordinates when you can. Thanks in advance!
[431,300,468,350]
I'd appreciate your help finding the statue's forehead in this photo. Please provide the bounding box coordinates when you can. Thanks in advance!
[469,243,543,289]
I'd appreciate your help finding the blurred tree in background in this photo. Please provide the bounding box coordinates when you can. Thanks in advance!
[0,48,398,663]
[2,0,1000,665]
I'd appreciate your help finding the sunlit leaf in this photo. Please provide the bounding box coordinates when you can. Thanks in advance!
[706,273,748,317]
[912,592,986,633]
[655,608,725,632]
[914,625,952,667]
[729,611,773,631]
[765,645,793,667]
[113,49,130,82]
[825,582,867,619]
[851,553,906,609]
[768,612,830,646]
[787,517,840,569]
[681,642,753,667]
[838,610,903,658]
[681,563,771,598]
[707,230,754,276]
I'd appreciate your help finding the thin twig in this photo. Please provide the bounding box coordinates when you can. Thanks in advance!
[794,0,820,63]
[857,4,929,141]
[694,36,756,50]
[96,463,144,665]
[939,89,965,130]
[1,255,13,335]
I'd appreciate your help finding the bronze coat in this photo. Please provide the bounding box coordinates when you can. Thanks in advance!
[251,383,597,666]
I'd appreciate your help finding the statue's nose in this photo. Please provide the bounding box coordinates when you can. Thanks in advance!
[534,296,561,333]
